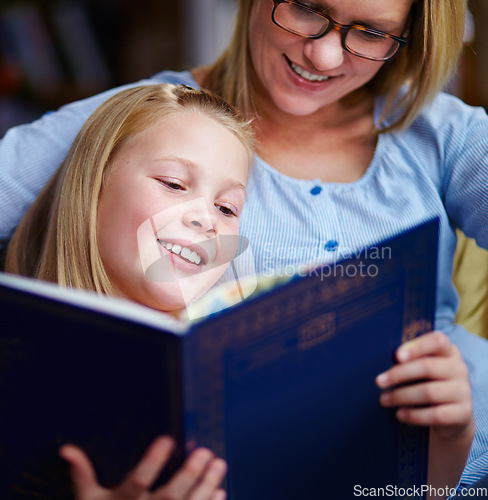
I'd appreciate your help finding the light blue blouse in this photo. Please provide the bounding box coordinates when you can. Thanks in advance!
[1,70,488,488]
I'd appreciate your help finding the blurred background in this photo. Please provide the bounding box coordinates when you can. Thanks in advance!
[0,0,236,136]
[0,0,486,137]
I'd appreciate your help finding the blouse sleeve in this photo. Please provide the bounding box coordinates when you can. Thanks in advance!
[441,100,488,248]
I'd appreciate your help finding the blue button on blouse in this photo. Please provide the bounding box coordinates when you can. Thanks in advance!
[325,240,338,251]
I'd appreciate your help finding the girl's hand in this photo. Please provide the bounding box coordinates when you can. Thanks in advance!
[59,436,227,500]
[376,331,475,498]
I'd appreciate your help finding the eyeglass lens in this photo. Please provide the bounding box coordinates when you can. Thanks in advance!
[273,2,400,60]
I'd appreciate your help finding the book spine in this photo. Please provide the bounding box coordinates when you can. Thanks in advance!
[155,333,199,485]
[180,333,199,454]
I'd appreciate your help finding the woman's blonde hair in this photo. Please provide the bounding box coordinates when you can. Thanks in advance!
[6,84,254,292]
[203,0,467,131]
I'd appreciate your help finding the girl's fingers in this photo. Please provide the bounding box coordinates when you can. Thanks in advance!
[116,436,175,499]
[60,439,226,500]
[395,331,456,363]
[187,458,227,500]
[59,444,100,500]
[210,490,227,500]
[157,448,216,500]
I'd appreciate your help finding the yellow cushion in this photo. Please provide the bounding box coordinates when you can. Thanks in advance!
[453,230,488,338]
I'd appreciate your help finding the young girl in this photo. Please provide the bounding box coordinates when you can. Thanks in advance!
[5,83,254,500]
[6,83,254,315]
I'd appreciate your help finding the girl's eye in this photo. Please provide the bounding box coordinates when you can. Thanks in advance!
[218,205,237,217]
[160,179,185,191]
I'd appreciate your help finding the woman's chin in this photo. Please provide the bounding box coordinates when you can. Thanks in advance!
[269,89,335,118]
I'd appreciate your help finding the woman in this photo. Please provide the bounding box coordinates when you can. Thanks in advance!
[1,0,487,497]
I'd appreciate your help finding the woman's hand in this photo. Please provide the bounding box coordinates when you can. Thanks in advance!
[376,331,475,498]
[59,436,227,500]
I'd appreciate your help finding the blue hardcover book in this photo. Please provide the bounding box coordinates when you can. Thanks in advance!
[0,219,438,500]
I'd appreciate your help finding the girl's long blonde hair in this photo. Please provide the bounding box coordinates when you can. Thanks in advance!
[203,0,467,131]
[6,84,254,292]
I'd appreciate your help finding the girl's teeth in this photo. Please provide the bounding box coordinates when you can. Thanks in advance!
[157,240,203,265]
[290,62,329,82]
[189,251,200,265]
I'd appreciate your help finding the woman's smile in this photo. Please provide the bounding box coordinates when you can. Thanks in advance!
[286,56,331,82]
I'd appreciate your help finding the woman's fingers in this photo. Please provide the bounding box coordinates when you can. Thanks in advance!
[375,330,473,436]
[376,332,467,390]
[59,444,101,500]
[376,356,465,389]
[395,331,455,362]
[395,402,473,428]
[379,379,468,407]
[115,436,175,498]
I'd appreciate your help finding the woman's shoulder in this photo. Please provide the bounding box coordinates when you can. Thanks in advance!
[415,94,487,162]
[420,92,487,128]
[411,92,486,138]
[150,70,198,87]
[379,91,487,150]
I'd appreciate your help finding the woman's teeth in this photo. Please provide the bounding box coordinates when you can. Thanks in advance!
[157,240,202,265]
[290,61,330,82]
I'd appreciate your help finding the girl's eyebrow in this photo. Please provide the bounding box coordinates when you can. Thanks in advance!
[153,156,197,169]
[154,157,247,192]
[226,181,246,191]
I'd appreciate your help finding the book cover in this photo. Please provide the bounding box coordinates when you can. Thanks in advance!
[0,219,438,499]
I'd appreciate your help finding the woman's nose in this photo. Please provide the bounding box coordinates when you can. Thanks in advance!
[303,30,344,71]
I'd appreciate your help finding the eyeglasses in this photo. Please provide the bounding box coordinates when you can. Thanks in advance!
[271,0,408,62]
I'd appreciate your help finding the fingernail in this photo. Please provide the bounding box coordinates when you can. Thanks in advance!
[397,348,410,362]
[193,448,213,465]
[210,458,228,475]
[380,392,391,405]
[156,436,175,452]
[396,408,408,421]
[215,491,227,500]
[376,373,389,387]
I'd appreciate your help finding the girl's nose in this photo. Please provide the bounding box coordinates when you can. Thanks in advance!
[183,208,217,236]
[190,218,216,235]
